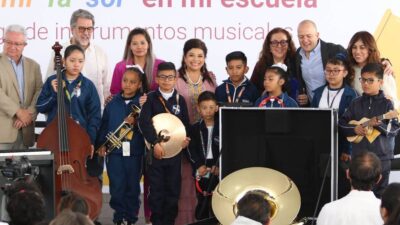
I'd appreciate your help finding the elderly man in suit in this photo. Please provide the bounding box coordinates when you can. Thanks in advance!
[0,24,43,150]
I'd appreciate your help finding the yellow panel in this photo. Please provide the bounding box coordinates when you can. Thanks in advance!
[374,9,400,100]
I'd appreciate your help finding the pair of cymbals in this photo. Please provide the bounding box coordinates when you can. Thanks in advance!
[146,113,186,158]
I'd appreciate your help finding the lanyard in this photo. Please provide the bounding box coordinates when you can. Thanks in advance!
[158,93,179,114]
[326,87,343,108]
[64,80,82,102]
[226,83,245,103]
[199,125,213,164]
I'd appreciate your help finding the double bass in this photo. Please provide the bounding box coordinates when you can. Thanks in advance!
[37,42,102,219]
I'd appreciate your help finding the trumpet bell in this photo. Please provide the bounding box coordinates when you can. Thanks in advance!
[147,113,186,158]
[212,167,301,225]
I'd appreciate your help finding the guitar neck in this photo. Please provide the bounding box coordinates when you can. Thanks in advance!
[361,114,385,127]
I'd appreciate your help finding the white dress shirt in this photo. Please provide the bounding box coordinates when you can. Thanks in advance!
[317,190,383,225]
[231,216,263,225]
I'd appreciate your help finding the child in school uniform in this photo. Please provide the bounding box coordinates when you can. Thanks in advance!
[138,62,190,225]
[97,66,148,225]
[215,51,259,105]
[188,91,220,220]
[311,56,358,197]
[36,44,101,150]
[254,63,298,107]
[339,63,400,197]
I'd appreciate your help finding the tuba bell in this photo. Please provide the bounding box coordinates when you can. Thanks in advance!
[97,105,141,155]
[212,167,301,225]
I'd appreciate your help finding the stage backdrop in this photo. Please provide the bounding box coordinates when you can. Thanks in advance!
[1,0,400,89]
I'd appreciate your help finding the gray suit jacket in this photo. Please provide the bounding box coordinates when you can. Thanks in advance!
[0,52,43,147]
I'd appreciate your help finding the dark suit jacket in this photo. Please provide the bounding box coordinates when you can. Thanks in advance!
[0,53,43,146]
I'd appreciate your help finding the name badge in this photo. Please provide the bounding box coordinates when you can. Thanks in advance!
[122,142,130,157]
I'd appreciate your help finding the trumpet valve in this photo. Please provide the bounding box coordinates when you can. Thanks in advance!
[106,133,122,149]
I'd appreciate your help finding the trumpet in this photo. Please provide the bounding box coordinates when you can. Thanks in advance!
[98,105,141,155]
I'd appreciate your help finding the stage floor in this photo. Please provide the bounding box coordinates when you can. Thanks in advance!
[98,194,148,225]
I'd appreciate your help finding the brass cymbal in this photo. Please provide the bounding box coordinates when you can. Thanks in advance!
[150,113,186,158]
[212,167,301,225]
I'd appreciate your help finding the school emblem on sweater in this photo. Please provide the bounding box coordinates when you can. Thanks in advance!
[172,104,180,115]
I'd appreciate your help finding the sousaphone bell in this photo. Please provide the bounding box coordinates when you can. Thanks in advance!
[212,167,301,225]
[145,113,186,158]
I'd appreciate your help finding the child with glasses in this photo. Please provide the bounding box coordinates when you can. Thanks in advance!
[347,31,398,108]
[311,56,358,197]
[138,62,190,225]
[339,63,400,198]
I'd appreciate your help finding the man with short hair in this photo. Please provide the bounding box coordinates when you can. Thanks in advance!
[0,24,43,150]
[47,8,110,107]
[295,19,346,105]
[316,151,384,225]
[231,190,271,225]
[295,20,392,106]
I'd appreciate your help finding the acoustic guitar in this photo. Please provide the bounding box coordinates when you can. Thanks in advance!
[347,110,399,143]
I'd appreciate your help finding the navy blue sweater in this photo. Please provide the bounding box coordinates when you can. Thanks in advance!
[97,93,145,156]
[188,118,220,170]
[339,91,400,160]
[36,72,101,144]
[138,89,190,146]
[312,84,358,154]
[215,77,259,105]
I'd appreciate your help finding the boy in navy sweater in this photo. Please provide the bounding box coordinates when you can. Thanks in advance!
[215,51,259,105]
[339,63,399,197]
[97,66,148,225]
[138,62,190,225]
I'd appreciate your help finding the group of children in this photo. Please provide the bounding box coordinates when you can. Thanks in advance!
[36,44,398,224]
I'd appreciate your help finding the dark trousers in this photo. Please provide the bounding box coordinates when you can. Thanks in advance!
[373,159,391,198]
[149,153,182,225]
[338,160,351,198]
[195,175,219,220]
[107,154,143,223]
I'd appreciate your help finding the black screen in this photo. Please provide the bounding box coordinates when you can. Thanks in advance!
[220,108,338,219]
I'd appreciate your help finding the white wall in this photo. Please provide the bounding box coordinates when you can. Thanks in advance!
[1,0,399,84]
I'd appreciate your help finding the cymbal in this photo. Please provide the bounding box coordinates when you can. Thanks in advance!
[150,113,186,158]
[212,167,301,225]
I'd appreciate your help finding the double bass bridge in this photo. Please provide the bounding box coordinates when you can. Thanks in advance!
[57,164,74,175]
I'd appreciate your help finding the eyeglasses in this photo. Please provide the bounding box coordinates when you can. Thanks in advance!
[270,40,289,47]
[77,26,94,33]
[3,39,27,47]
[324,69,344,75]
[157,75,176,81]
[359,77,380,84]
